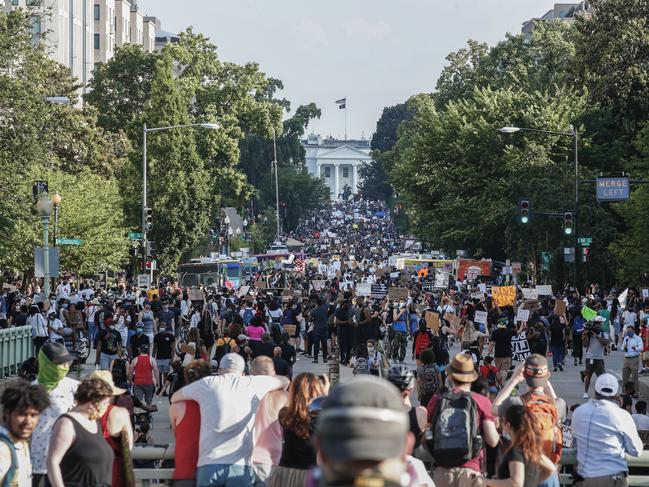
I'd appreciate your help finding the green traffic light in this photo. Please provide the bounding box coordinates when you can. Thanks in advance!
[521,216,529,224]
[565,227,573,235]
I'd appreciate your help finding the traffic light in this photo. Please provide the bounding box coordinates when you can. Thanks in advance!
[146,240,157,257]
[582,247,590,263]
[145,207,153,231]
[563,212,573,235]
[518,198,531,224]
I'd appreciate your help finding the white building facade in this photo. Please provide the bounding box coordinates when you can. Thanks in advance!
[302,134,373,200]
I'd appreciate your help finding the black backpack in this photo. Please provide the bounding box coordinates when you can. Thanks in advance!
[427,390,482,467]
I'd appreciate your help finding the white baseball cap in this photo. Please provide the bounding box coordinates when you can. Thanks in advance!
[595,373,619,398]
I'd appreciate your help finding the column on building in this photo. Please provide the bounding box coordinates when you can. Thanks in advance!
[352,164,358,194]
[333,163,340,200]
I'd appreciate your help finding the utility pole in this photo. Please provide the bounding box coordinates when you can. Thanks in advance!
[272,129,281,241]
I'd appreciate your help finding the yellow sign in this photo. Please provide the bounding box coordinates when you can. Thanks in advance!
[492,286,516,307]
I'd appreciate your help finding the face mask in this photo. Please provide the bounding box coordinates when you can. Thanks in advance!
[367,347,375,354]
[163,306,169,311]
[137,328,143,334]
[159,327,165,332]
[627,332,634,337]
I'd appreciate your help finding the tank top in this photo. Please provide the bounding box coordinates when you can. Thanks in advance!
[53,414,114,487]
[252,396,283,466]
[408,407,423,450]
[133,355,153,386]
[172,401,200,480]
[141,310,155,335]
[100,405,125,487]
[278,426,317,470]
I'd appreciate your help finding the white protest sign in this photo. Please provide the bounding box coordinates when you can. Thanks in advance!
[356,282,372,296]
[478,283,487,293]
[535,285,553,296]
[471,291,484,301]
[318,264,327,275]
[516,309,530,322]
[435,269,450,289]
[474,310,488,324]
[521,287,539,300]
[511,331,531,362]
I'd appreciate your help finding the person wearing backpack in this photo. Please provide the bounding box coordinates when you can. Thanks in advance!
[240,301,255,327]
[417,349,442,408]
[491,355,566,487]
[0,380,51,487]
[425,352,499,487]
[412,321,434,366]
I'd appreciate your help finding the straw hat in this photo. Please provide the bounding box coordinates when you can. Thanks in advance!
[86,370,126,395]
[448,352,479,383]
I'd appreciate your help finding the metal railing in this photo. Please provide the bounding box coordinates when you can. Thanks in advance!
[130,446,649,486]
[0,325,33,379]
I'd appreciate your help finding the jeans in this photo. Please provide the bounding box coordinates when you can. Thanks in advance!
[338,325,353,363]
[550,345,564,368]
[88,322,97,345]
[196,464,257,487]
[313,333,328,361]
[100,352,117,371]
[133,383,155,404]
[538,472,560,487]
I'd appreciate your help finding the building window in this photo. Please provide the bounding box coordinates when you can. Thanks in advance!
[26,0,40,6]
[94,5,100,20]
[343,167,349,178]
[11,0,20,6]
[94,33,100,49]
[28,15,41,44]
[324,167,331,178]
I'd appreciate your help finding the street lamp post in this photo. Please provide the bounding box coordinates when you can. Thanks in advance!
[271,129,281,241]
[36,194,54,297]
[500,125,579,288]
[51,193,62,247]
[142,122,220,271]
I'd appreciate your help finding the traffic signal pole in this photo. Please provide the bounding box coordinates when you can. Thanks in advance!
[142,123,148,272]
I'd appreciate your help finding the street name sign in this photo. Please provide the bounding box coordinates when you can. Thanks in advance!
[56,238,83,246]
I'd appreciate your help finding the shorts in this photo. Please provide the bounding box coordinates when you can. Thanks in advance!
[584,358,605,376]
[157,359,171,374]
[494,356,511,374]
[433,466,482,487]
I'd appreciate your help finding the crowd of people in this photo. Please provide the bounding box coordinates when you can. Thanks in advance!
[1,198,649,487]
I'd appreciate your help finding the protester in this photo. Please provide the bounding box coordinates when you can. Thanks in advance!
[0,380,50,487]
[46,378,115,487]
[622,324,643,393]
[416,348,442,409]
[95,322,123,371]
[572,373,643,486]
[30,342,79,487]
[169,360,212,487]
[266,372,326,487]
[489,318,516,385]
[129,345,159,409]
[313,376,416,486]
[631,400,649,430]
[386,365,426,451]
[582,320,610,399]
[170,353,289,486]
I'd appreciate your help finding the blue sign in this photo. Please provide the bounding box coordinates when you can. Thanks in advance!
[596,177,629,202]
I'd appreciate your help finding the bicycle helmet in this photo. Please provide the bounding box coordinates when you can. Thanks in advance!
[386,364,415,392]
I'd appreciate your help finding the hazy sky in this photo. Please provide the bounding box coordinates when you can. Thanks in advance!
[137,0,546,140]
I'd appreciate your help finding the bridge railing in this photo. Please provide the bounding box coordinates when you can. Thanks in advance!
[130,446,649,486]
[0,325,33,379]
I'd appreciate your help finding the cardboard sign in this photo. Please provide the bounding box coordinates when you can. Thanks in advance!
[516,309,530,322]
[189,288,205,302]
[581,306,597,321]
[554,299,567,316]
[425,311,440,332]
[474,310,488,324]
[2,283,17,292]
[371,284,388,300]
[492,286,516,307]
[521,287,539,300]
[310,280,326,291]
[521,299,540,312]
[511,331,531,362]
[388,287,409,301]
[536,285,553,296]
[356,283,372,296]
[283,324,297,337]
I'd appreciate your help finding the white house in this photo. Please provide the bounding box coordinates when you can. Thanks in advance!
[302,134,373,200]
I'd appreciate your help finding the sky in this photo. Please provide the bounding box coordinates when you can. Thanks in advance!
[137,0,547,140]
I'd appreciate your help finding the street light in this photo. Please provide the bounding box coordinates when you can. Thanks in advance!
[142,121,220,270]
[36,194,54,297]
[500,124,579,286]
[51,193,62,247]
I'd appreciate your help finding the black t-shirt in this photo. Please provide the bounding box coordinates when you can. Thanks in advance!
[497,446,540,485]
[129,333,150,356]
[490,327,516,358]
[252,341,276,358]
[99,328,122,355]
[280,342,296,364]
[549,321,566,346]
[335,306,349,325]
[153,331,175,359]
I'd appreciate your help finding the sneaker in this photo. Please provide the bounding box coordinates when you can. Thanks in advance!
[579,360,583,365]
[558,365,563,371]
[574,359,578,366]
[582,392,589,399]
[312,360,318,364]
[553,367,558,372]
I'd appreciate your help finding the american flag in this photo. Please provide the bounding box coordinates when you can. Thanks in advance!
[294,258,305,273]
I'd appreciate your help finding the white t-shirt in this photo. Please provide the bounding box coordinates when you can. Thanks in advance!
[48,318,64,341]
[55,283,71,300]
[632,413,649,430]
[181,374,284,466]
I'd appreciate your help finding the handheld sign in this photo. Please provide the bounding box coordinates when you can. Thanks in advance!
[425,311,440,332]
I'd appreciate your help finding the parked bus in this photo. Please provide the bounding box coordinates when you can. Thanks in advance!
[178,257,243,289]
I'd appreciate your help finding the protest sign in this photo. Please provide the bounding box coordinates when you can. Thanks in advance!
[511,331,531,362]
[470,291,484,301]
[417,267,429,278]
[521,299,540,312]
[474,310,488,324]
[521,287,539,300]
[554,299,567,316]
[581,306,597,321]
[643,288,649,299]
[310,280,326,291]
[237,286,250,297]
[2,283,17,292]
[388,287,409,301]
[492,286,516,307]
[516,309,530,322]
[478,283,487,293]
[434,270,450,289]
[445,313,461,327]
[189,288,205,302]
[425,311,440,332]
[355,282,372,296]
[389,272,399,279]
[371,284,388,300]
[561,425,573,448]
[536,285,553,296]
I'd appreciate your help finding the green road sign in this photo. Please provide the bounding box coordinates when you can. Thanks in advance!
[577,237,593,246]
[56,238,83,246]
[128,232,143,241]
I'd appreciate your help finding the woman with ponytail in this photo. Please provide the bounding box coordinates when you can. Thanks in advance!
[481,404,556,487]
